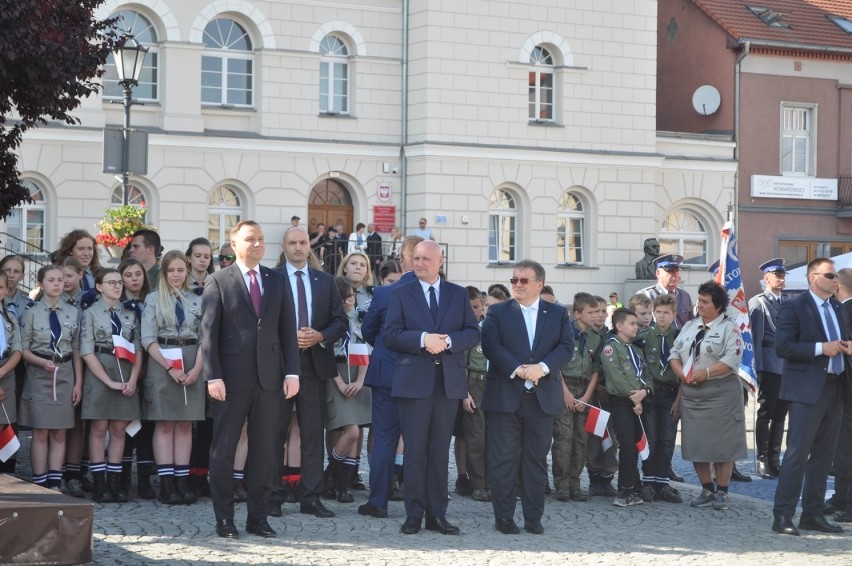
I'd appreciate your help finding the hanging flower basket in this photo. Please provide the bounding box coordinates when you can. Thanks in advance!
[96,204,156,258]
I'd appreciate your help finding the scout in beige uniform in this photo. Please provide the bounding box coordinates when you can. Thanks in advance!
[0,271,23,426]
[141,250,204,505]
[0,258,28,475]
[81,268,144,503]
[20,265,81,489]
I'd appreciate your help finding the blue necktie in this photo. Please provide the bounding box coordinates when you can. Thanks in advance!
[429,286,438,322]
[49,309,62,356]
[660,332,670,371]
[175,297,185,333]
[110,309,122,337]
[822,301,843,374]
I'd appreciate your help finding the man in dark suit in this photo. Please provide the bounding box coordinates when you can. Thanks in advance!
[276,226,348,518]
[383,240,480,535]
[773,257,850,536]
[357,236,423,520]
[748,258,789,479]
[202,220,301,539]
[826,268,852,523]
[481,259,573,535]
[366,223,384,278]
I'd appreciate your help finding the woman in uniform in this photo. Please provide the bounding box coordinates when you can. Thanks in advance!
[669,280,745,511]
[325,277,372,503]
[141,251,204,505]
[19,265,81,490]
[0,271,23,473]
[1,255,30,322]
[337,251,374,310]
[55,229,100,292]
[185,238,213,290]
[80,268,143,502]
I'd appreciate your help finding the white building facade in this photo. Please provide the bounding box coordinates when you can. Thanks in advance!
[10,0,736,299]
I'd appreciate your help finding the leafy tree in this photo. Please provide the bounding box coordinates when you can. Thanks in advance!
[0,0,121,219]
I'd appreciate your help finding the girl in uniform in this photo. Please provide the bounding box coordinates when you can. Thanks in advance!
[185,238,213,290]
[1,255,30,322]
[55,230,100,292]
[141,251,204,505]
[19,265,81,490]
[0,271,23,474]
[337,251,374,310]
[81,268,143,502]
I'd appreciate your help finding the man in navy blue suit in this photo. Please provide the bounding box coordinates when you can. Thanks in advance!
[383,240,480,535]
[357,236,423,519]
[772,257,850,536]
[481,259,573,535]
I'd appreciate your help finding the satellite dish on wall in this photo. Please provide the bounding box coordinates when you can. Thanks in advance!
[692,85,721,116]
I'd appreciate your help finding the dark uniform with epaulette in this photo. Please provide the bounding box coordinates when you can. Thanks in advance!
[462,321,489,499]
[552,321,601,501]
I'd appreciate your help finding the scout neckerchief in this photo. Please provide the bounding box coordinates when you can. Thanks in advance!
[608,335,646,386]
[174,294,185,333]
[48,305,63,357]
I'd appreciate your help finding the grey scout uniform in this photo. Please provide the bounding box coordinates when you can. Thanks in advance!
[0,310,22,423]
[80,298,142,421]
[463,321,489,491]
[552,323,602,494]
[19,299,80,429]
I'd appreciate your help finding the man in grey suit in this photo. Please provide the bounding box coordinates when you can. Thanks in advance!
[202,220,301,539]
[748,258,789,479]
[773,257,850,536]
[481,259,573,535]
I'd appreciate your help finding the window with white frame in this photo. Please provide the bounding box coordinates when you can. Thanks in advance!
[781,105,814,176]
[103,10,159,101]
[7,180,47,254]
[319,35,349,114]
[658,209,708,267]
[202,18,253,106]
[110,185,149,222]
[557,192,584,264]
[208,185,243,250]
[489,189,517,263]
[529,46,554,121]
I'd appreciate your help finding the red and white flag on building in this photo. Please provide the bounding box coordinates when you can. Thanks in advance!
[112,335,137,364]
[636,431,650,461]
[584,405,611,437]
[0,423,20,463]
[348,343,370,366]
[159,348,184,371]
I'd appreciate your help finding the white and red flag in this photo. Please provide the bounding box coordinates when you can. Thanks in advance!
[601,428,613,452]
[159,348,184,371]
[348,343,370,366]
[583,405,611,438]
[0,421,20,463]
[636,431,650,461]
[112,335,137,364]
[682,352,696,385]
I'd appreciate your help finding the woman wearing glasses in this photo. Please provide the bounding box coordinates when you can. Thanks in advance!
[669,280,745,511]
[80,268,143,502]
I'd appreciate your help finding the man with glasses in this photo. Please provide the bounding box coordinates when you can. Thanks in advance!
[411,218,435,241]
[217,243,235,269]
[772,258,850,536]
[640,254,694,329]
[481,260,573,535]
[749,258,789,479]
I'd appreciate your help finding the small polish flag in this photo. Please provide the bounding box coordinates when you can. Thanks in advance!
[584,405,611,438]
[159,348,184,371]
[601,428,613,452]
[0,424,20,463]
[348,343,370,366]
[112,335,137,364]
[636,431,650,461]
[683,353,696,384]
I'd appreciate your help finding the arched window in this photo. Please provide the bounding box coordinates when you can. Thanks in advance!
[103,10,159,101]
[529,45,554,121]
[7,180,47,254]
[110,185,149,222]
[319,35,349,114]
[202,18,253,106]
[659,209,708,266]
[208,185,243,250]
[557,192,584,264]
[489,189,517,263]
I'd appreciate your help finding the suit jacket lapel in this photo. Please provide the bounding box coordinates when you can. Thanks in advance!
[510,300,532,355]
[532,302,547,350]
[804,294,828,341]
[435,280,450,327]
[231,265,257,316]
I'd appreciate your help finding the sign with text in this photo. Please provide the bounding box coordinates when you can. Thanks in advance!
[373,205,396,233]
[751,175,838,201]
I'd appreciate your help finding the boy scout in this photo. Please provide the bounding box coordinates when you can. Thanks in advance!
[586,296,618,496]
[462,286,490,502]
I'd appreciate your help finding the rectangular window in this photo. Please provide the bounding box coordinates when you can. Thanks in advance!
[320,62,349,114]
[489,213,516,263]
[201,56,252,106]
[103,52,159,101]
[659,238,707,267]
[781,105,813,176]
[556,217,584,264]
[529,71,553,121]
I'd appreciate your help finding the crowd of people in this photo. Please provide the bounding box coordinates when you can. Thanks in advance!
[0,221,849,541]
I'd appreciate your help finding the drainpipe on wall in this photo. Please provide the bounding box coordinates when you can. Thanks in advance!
[400,0,410,235]
[733,40,750,235]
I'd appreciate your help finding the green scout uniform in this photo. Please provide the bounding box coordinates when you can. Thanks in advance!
[640,324,679,395]
[601,336,652,399]
[462,323,489,491]
[586,328,619,483]
[552,322,601,495]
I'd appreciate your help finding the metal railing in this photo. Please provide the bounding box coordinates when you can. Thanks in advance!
[0,232,53,292]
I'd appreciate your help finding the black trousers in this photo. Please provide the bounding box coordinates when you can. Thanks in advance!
[756,371,788,429]
[609,396,643,492]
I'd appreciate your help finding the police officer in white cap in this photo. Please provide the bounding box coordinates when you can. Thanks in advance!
[640,254,694,329]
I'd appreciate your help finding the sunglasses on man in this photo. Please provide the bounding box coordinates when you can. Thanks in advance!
[509,277,537,286]
[218,254,235,262]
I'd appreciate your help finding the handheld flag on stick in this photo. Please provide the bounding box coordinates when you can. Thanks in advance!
[636,418,650,461]
[583,404,611,438]
[0,405,20,462]
[112,335,137,364]
[159,348,187,405]
[348,343,370,366]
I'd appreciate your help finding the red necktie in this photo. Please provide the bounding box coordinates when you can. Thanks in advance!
[248,269,262,317]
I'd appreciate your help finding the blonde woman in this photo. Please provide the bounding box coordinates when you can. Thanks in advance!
[337,251,374,310]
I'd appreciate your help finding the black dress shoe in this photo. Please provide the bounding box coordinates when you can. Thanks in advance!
[268,503,283,518]
[245,518,277,538]
[425,516,460,535]
[668,470,685,483]
[400,516,422,534]
[730,465,752,483]
[524,520,544,534]
[358,503,388,518]
[799,514,843,533]
[823,499,842,515]
[771,515,800,536]
[215,519,239,539]
[300,500,335,518]
[834,510,852,523]
[495,518,520,534]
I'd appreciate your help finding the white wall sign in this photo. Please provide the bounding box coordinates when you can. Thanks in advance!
[751,175,838,201]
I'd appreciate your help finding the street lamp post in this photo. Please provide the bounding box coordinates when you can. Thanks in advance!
[114,37,149,206]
